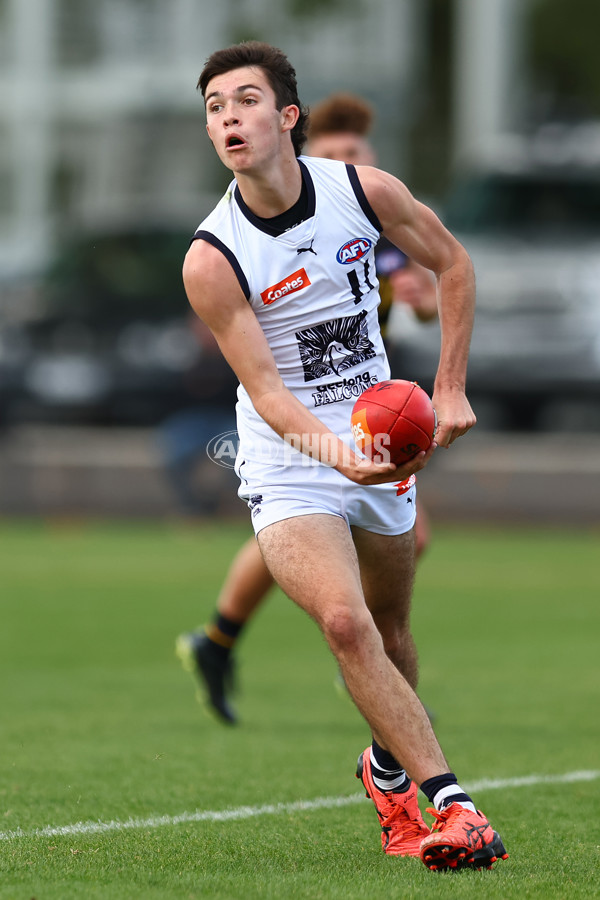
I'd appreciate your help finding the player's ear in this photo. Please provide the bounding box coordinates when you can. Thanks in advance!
[205,122,214,144]
[281,104,299,134]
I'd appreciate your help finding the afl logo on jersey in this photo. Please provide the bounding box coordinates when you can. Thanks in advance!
[336,237,373,265]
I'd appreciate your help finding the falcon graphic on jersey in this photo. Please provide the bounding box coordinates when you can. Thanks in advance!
[295,309,376,382]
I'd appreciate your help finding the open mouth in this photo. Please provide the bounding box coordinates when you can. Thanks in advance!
[226,136,245,149]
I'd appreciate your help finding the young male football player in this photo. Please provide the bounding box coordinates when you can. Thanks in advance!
[177,91,435,725]
[181,40,507,870]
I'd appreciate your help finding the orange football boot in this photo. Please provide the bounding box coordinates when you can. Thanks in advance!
[356,749,430,856]
[420,802,509,871]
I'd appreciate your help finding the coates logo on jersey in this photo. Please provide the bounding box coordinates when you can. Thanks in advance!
[336,237,373,265]
[260,268,311,306]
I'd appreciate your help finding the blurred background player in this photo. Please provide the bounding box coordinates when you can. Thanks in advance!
[176,92,438,724]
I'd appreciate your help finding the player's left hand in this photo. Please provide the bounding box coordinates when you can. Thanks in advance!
[431,388,476,448]
[340,440,437,485]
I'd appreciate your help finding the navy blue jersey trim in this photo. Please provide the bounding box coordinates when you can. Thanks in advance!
[233,159,316,235]
[192,230,251,300]
[346,164,382,233]
[237,458,248,488]
[299,159,316,216]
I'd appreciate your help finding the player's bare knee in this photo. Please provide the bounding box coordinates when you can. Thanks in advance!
[319,604,374,655]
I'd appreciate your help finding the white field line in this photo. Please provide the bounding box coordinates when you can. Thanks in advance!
[1,769,598,843]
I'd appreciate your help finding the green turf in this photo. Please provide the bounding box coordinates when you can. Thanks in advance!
[0,519,598,899]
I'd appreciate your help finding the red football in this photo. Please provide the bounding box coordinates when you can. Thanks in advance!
[351,379,436,465]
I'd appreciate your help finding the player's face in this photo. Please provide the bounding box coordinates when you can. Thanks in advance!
[204,66,298,173]
[308,132,376,166]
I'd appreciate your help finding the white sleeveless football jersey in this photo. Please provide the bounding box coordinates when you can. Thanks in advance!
[193,155,391,467]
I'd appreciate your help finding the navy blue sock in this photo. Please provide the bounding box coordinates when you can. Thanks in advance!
[370,739,409,793]
[215,613,244,640]
[420,773,476,812]
[205,614,244,655]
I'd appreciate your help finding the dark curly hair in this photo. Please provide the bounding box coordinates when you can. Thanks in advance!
[198,41,309,157]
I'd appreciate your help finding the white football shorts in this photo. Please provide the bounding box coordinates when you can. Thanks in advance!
[236,457,417,536]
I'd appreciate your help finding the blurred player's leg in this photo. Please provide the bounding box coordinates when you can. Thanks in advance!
[176,536,273,724]
[352,524,418,687]
[414,498,431,558]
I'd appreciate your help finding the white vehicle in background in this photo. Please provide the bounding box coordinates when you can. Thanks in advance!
[388,125,600,432]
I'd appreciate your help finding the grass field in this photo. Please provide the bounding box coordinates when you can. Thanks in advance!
[0,518,598,899]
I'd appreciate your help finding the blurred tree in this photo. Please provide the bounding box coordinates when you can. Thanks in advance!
[528,0,600,119]
[408,0,453,197]
[227,0,363,42]
[285,0,358,15]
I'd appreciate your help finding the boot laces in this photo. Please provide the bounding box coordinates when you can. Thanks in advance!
[381,793,426,839]
[425,804,462,832]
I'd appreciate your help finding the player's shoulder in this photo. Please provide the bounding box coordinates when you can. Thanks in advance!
[193,180,238,232]
[299,154,344,170]
[355,165,408,199]
[299,154,353,184]
[185,180,240,277]
[183,233,231,282]
[183,235,247,324]
[355,166,415,227]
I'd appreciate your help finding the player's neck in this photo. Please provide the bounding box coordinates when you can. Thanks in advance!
[235,155,302,219]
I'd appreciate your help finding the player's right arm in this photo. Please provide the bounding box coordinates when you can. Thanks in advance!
[182,239,433,484]
[357,166,477,449]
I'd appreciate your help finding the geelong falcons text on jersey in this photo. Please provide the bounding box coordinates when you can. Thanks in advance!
[192,156,392,466]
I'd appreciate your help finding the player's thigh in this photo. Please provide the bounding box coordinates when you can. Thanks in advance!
[351,525,416,627]
[257,513,366,624]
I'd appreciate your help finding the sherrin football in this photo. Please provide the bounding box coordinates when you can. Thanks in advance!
[351,379,437,465]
